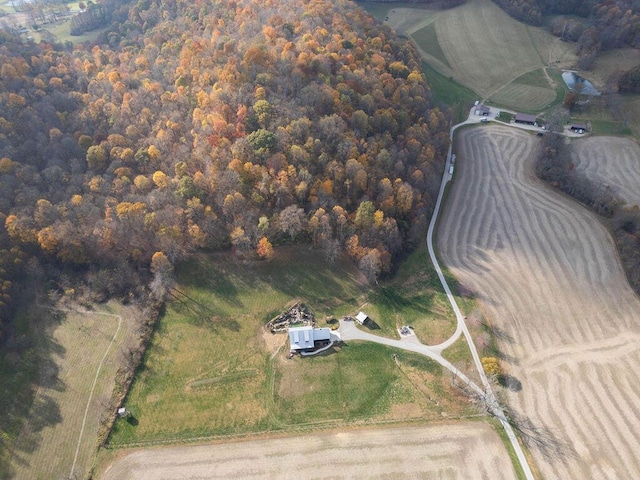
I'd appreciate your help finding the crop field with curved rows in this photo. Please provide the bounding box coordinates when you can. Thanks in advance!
[438,125,640,479]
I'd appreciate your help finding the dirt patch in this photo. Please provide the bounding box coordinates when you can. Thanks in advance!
[261,329,287,357]
[389,402,423,419]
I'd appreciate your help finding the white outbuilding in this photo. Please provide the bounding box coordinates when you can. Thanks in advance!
[355,311,369,325]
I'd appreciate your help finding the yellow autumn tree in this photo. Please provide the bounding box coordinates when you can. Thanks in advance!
[256,236,274,259]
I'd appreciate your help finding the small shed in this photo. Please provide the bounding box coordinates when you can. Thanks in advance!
[355,311,369,325]
[514,113,536,125]
[475,104,490,116]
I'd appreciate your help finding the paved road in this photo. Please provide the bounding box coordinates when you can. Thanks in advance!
[339,104,537,480]
[339,320,485,398]
[430,105,535,480]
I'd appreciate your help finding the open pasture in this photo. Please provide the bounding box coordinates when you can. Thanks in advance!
[6,302,136,480]
[437,125,640,479]
[101,423,517,480]
[108,246,468,446]
[570,136,640,206]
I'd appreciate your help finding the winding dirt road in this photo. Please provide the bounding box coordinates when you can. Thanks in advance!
[438,125,640,479]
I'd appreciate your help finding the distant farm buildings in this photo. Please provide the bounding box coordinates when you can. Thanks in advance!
[475,104,490,116]
[570,123,588,133]
[514,113,537,125]
[355,311,369,325]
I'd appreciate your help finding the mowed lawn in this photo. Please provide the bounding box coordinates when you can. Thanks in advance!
[109,245,472,445]
[3,302,134,480]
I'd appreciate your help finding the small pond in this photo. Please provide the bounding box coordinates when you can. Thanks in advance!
[562,71,601,96]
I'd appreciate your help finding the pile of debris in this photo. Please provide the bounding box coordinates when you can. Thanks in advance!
[266,302,315,333]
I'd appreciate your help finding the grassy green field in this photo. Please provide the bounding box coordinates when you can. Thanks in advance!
[108,245,474,446]
[570,99,635,137]
[1,302,135,480]
[421,62,477,123]
[412,22,450,68]
[0,308,40,479]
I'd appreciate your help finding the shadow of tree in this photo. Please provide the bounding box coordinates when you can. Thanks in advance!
[363,318,381,330]
[498,374,522,392]
[0,301,67,477]
[506,409,577,462]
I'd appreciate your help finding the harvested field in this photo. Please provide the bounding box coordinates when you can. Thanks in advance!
[590,48,640,88]
[370,0,576,104]
[570,136,640,206]
[8,303,137,480]
[434,0,542,96]
[437,125,640,479]
[100,422,517,480]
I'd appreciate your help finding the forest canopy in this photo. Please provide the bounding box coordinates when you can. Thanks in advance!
[0,0,450,339]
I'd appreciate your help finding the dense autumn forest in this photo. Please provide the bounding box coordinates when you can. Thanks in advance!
[0,0,451,340]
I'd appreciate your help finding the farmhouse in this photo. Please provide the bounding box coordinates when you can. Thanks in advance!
[288,326,333,355]
[514,113,536,125]
[475,104,490,116]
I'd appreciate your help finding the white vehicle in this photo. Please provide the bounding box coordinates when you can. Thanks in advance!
[449,165,454,175]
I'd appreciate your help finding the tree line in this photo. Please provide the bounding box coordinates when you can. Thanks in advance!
[0,0,451,341]
[535,133,640,293]
[492,0,640,69]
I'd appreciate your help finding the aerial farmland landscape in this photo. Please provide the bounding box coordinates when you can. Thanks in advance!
[0,0,639,479]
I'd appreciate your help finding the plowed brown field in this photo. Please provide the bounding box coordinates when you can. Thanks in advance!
[101,423,517,480]
[571,136,640,206]
[437,125,640,479]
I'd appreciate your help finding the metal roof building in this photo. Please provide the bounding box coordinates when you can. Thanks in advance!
[475,104,490,116]
[288,326,332,351]
[514,113,537,125]
[355,311,369,325]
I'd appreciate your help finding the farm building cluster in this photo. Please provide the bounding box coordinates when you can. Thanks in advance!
[267,305,373,357]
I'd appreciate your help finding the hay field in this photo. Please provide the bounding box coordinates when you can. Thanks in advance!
[570,137,640,206]
[437,125,640,479]
[488,83,556,112]
[373,0,576,109]
[100,423,517,480]
[8,303,137,480]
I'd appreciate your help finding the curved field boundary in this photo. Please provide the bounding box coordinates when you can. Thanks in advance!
[438,125,640,479]
[570,136,640,206]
